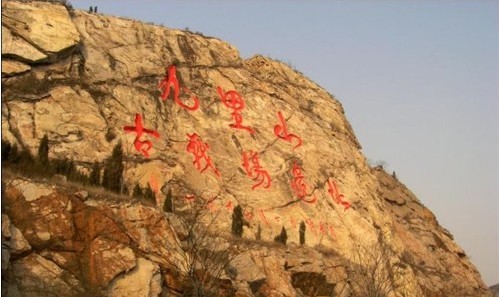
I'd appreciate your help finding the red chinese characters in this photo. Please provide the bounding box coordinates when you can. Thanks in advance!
[319,221,328,236]
[274,111,302,149]
[225,201,234,211]
[158,65,200,111]
[327,178,351,211]
[149,175,159,194]
[242,150,271,190]
[258,209,270,227]
[217,87,255,134]
[184,194,195,202]
[305,218,317,236]
[244,210,254,221]
[290,161,317,203]
[186,133,221,178]
[123,114,160,158]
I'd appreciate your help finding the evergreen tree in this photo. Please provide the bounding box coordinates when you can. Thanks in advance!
[231,205,244,237]
[89,6,93,13]
[94,6,97,13]
[102,142,124,193]
[37,134,49,166]
[66,159,76,180]
[7,143,19,163]
[2,139,12,162]
[299,221,306,245]
[89,162,100,186]
[132,183,143,198]
[163,188,173,213]
[256,223,262,241]
[274,226,288,245]
[143,184,155,202]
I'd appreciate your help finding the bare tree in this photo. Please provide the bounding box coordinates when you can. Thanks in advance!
[165,200,247,297]
[346,239,408,297]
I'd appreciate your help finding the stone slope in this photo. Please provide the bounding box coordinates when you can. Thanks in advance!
[1,1,492,296]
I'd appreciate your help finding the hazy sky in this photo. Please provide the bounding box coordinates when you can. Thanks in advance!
[71,1,498,286]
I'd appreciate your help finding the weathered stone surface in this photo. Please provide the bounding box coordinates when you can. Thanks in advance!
[1,1,80,55]
[231,251,266,283]
[3,179,74,249]
[11,253,83,297]
[376,168,492,296]
[72,10,240,82]
[107,258,162,297]
[1,215,31,255]
[88,237,136,287]
[1,26,48,63]
[0,2,493,297]
[1,60,31,77]
[74,190,89,201]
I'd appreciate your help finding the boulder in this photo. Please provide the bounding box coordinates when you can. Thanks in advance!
[11,253,83,297]
[107,258,162,297]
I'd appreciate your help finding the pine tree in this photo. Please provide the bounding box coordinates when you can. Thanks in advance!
[37,134,49,166]
[89,162,100,186]
[274,226,288,245]
[256,224,262,241]
[163,188,173,213]
[89,6,93,13]
[2,139,12,162]
[299,221,306,245]
[231,205,244,237]
[7,144,19,163]
[132,184,143,198]
[102,142,124,193]
[144,184,155,202]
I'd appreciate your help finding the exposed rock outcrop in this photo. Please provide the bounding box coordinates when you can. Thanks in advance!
[1,1,493,296]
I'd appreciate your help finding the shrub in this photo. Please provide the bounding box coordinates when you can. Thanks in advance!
[231,205,244,237]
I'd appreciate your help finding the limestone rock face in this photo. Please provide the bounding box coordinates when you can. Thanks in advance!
[1,1,493,297]
[1,1,80,58]
[107,258,162,297]
[2,60,32,77]
[2,26,48,63]
[11,253,84,297]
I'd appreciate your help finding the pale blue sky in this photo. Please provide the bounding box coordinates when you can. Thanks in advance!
[71,1,498,286]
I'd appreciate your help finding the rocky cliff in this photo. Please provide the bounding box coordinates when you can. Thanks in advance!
[1,1,493,296]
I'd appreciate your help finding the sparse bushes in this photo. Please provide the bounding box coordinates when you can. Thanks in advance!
[231,205,244,237]
[274,226,288,245]
[347,239,408,297]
